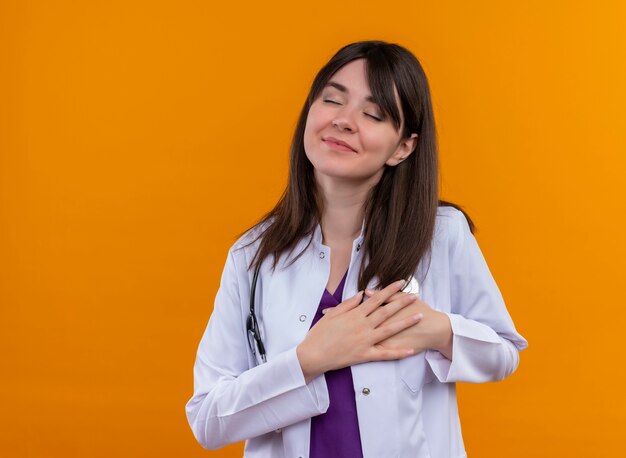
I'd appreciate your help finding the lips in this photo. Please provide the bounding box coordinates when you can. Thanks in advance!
[323,136,357,152]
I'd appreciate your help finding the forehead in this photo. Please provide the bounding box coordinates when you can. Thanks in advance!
[326,59,401,103]
[325,59,372,96]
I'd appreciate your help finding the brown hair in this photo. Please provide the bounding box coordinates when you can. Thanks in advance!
[241,40,475,290]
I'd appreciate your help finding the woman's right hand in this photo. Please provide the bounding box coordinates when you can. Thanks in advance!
[296,280,423,383]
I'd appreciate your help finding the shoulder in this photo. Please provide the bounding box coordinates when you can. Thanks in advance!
[435,205,468,237]
[433,205,473,258]
[228,218,275,263]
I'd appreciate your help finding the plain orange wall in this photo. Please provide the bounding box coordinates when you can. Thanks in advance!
[1,1,625,457]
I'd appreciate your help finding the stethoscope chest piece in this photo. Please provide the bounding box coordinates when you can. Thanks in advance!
[402,276,420,296]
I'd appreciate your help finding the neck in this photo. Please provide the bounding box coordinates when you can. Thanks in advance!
[316,172,377,245]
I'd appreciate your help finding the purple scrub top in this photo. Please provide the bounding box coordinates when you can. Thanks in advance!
[308,271,364,458]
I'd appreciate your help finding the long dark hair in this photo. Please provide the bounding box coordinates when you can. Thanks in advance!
[241,40,475,290]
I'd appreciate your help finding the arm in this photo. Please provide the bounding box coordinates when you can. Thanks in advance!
[186,246,423,449]
[425,210,528,383]
[185,248,329,450]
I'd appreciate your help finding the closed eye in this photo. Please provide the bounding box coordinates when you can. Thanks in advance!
[323,99,383,122]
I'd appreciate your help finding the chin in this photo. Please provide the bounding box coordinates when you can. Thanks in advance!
[313,165,378,184]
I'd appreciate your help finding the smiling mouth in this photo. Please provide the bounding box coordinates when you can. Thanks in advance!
[323,138,356,153]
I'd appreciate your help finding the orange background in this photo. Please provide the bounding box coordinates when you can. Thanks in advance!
[1,1,625,457]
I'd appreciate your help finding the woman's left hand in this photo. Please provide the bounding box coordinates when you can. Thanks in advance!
[362,289,453,359]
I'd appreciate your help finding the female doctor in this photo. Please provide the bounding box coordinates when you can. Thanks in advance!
[186,40,528,458]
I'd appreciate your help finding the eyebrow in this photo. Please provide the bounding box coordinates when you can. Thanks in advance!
[325,81,376,103]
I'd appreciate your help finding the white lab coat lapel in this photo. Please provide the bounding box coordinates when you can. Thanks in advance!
[259,225,331,359]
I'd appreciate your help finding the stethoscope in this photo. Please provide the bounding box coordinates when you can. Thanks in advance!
[246,264,266,363]
[245,263,420,365]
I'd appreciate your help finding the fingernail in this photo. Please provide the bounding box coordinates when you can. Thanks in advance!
[322,309,327,315]
[395,280,405,287]
[412,313,423,321]
[409,293,418,300]
[365,288,373,295]
[406,348,415,355]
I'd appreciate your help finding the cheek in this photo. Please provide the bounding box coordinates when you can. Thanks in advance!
[361,131,395,155]
[303,123,319,163]
[304,106,327,133]
[303,108,327,151]
[303,120,315,153]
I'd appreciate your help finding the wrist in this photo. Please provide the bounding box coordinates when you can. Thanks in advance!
[434,311,453,359]
[296,343,324,384]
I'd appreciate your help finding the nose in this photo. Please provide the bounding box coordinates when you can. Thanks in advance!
[332,108,357,132]
[332,118,355,132]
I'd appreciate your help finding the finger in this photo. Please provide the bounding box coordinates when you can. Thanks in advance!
[372,312,423,342]
[368,293,419,327]
[368,344,416,361]
[360,280,406,315]
[331,291,364,315]
[367,278,412,297]
[366,290,409,304]
[321,306,339,316]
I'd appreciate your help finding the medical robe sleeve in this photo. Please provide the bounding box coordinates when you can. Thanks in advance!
[425,210,528,383]
[185,249,329,450]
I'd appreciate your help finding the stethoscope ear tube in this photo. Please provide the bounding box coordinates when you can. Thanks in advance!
[248,264,266,363]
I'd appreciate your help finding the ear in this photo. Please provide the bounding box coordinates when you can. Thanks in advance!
[385,133,419,167]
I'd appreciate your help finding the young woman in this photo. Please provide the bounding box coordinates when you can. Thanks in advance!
[186,40,528,458]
